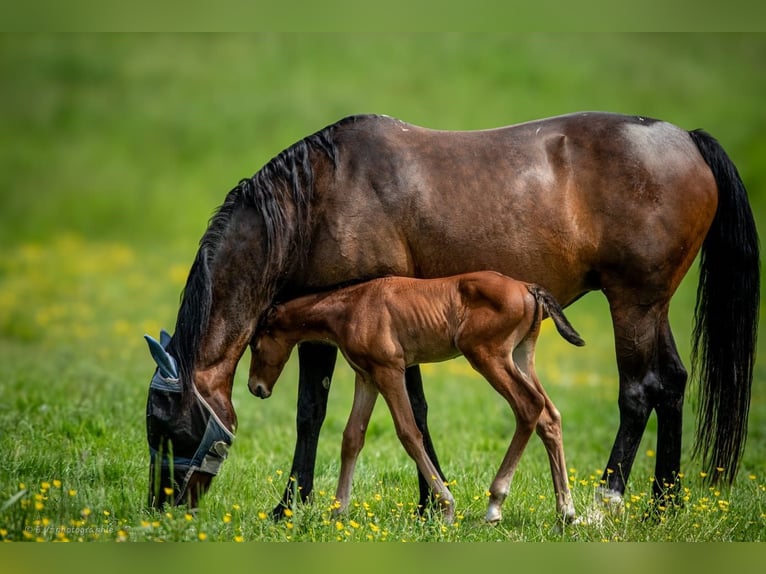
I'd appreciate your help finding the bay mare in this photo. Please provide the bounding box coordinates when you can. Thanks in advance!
[145,112,759,515]
[248,271,586,524]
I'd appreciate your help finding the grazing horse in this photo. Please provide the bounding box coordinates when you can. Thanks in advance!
[144,112,759,515]
[248,271,586,524]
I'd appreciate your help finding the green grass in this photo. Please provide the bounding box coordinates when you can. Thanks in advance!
[1,33,765,542]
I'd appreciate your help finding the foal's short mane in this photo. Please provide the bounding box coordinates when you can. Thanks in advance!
[169,114,380,394]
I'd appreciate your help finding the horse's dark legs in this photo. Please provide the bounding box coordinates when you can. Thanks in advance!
[272,342,337,519]
[600,302,664,501]
[651,319,687,500]
[272,350,442,518]
[405,365,448,512]
[601,300,689,506]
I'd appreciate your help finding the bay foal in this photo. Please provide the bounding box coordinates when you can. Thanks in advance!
[249,271,585,524]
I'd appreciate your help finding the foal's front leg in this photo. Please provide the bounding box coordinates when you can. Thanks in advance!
[375,368,456,523]
[335,373,378,514]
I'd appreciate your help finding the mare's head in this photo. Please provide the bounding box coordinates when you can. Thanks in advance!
[143,187,273,509]
[144,330,235,509]
[143,123,338,509]
[247,308,294,399]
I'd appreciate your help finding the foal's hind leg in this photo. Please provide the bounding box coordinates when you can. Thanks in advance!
[535,398,576,523]
[466,351,545,524]
[335,373,378,514]
[513,338,576,522]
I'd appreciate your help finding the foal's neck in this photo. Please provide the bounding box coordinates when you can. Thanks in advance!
[275,291,346,346]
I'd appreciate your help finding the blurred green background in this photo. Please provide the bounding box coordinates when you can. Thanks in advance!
[0,34,764,541]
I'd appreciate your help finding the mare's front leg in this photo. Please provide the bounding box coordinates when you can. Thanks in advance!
[405,365,448,512]
[335,373,378,514]
[272,342,338,519]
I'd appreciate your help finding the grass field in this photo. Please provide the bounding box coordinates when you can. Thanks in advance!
[1,34,765,542]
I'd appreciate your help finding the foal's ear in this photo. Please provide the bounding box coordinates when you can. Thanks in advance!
[260,306,278,330]
[144,334,179,380]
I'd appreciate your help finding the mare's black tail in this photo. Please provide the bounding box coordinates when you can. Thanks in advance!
[688,129,760,484]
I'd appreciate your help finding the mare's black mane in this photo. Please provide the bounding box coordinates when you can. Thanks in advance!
[168,114,380,394]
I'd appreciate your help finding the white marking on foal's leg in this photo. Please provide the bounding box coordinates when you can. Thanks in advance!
[485,489,507,524]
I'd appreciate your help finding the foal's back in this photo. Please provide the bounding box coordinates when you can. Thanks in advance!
[338,271,535,369]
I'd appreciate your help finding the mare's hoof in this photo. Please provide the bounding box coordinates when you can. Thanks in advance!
[485,506,502,524]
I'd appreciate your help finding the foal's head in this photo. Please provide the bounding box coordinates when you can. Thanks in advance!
[248,313,293,399]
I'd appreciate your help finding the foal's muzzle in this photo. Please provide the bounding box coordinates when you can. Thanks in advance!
[250,381,272,399]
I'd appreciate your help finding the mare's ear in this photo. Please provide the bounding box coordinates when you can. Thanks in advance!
[144,334,179,380]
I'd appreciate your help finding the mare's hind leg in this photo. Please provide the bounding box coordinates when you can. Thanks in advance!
[651,318,687,499]
[600,301,685,506]
[273,342,338,519]
[406,365,448,512]
[335,373,378,514]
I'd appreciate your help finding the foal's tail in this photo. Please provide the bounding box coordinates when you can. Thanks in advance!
[689,129,760,484]
[528,285,585,347]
